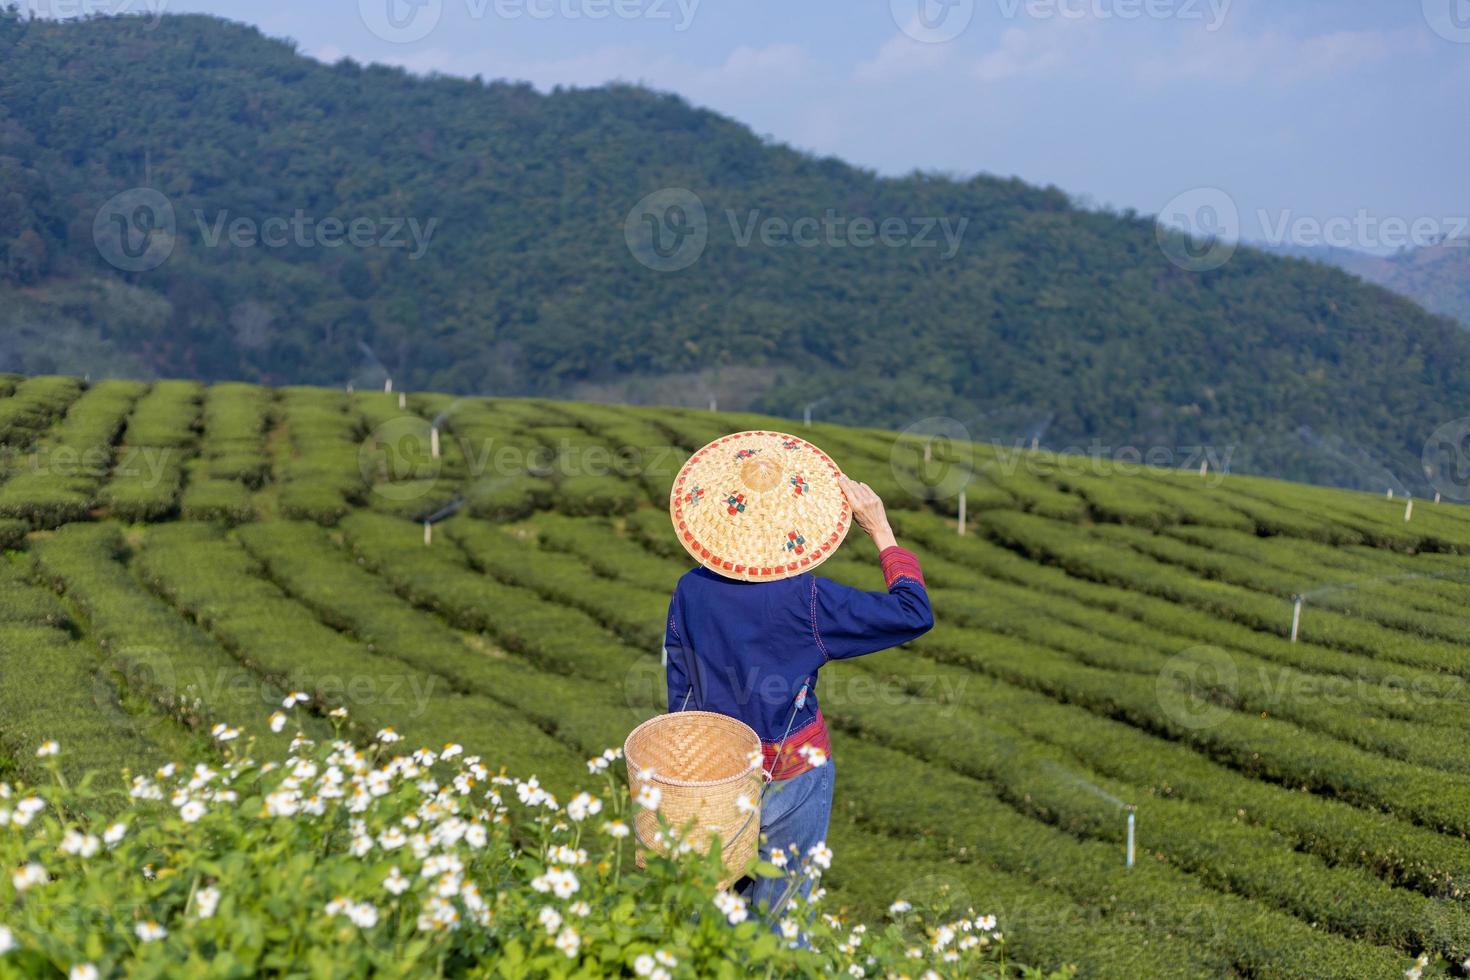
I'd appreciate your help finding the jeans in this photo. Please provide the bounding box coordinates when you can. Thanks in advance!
[738,760,834,918]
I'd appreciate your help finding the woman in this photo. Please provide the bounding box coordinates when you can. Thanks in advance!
[663,432,933,915]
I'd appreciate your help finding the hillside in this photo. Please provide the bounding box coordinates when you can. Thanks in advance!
[1265,239,1470,330]
[1,13,1469,496]
[4,375,1470,977]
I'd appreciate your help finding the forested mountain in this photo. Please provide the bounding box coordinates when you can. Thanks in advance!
[1263,240,1470,330]
[1,9,1468,493]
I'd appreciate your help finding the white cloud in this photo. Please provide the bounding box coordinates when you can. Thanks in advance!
[855,31,955,82]
[1133,27,1410,86]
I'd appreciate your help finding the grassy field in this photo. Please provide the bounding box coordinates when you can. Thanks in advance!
[3,375,1470,977]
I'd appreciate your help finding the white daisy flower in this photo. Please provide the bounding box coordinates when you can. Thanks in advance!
[36,741,59,758]
[135,921,167,942]
[635,785,662,812]
[554,927,580,958]
[11,863,47,892]
[69,966,98,980]
[195,886,221,919]
[384,867,411,896]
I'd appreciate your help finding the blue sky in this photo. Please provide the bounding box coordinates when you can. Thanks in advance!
[61,0,1470,251]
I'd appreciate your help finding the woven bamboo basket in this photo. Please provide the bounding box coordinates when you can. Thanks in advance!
[624,711,764,885]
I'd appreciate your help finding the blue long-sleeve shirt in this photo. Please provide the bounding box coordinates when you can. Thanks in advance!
[663,547,933,778]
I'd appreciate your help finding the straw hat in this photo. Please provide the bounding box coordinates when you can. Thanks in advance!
[669,430,851,582]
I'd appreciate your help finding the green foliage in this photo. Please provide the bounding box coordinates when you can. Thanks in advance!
[0,735,1043,980]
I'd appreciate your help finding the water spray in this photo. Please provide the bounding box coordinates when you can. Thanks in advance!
[957,489,967,537]
[423,521,432,546]
[1126,806,1136,868]
[399,392,407,410]
[431,426,441,460]
[1404,498,1413,522]
[1290,596,1303,644]
[384,378,393,394]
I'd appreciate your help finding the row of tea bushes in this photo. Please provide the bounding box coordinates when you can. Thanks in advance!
[200,383,272,488]
[444,517,667,650]
[830,736,1406,979]
[890,510,1458,696]
[0,375,83,450]
[274,388,367,525]
[873,651,1470,901]
[237,520,655,766]
[339,512,649,688]
[821,657,1470,962]
[0,622,183,789]
[1099,523,1470,644]
[0,558,69,627]
[980,508,1470,677]
[0,380,144,527]
[98,381,204,522]
[134,522,587,787]
[29,523,313,756]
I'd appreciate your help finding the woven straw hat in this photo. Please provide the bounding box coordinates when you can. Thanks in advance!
[669,430,851,582]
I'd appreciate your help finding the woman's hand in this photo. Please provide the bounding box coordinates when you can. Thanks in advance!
[840,477,897,551]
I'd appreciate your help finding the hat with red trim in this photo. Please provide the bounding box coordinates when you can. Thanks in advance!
[669,430,851,582]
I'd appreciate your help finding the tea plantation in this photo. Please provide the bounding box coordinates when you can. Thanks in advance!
[4,374,1470,978]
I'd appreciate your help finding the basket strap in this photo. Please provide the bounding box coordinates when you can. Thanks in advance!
[674,631,705,712]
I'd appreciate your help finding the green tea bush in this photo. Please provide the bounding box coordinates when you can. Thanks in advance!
[0,376,83,449]
[179,479,255,525]
[0,731,1047,980]
[201,383,272,488]
[135,523,585,789]
[0,381,145,528]
[237,521,653,756]
[119,381,203,449]
[30,524,311,756]
[0,518,25,551]
[445,518,667,650]
[99,448,187,523]
[465,475,554,522]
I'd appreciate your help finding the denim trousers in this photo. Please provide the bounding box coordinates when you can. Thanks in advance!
[738,760,834,917]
